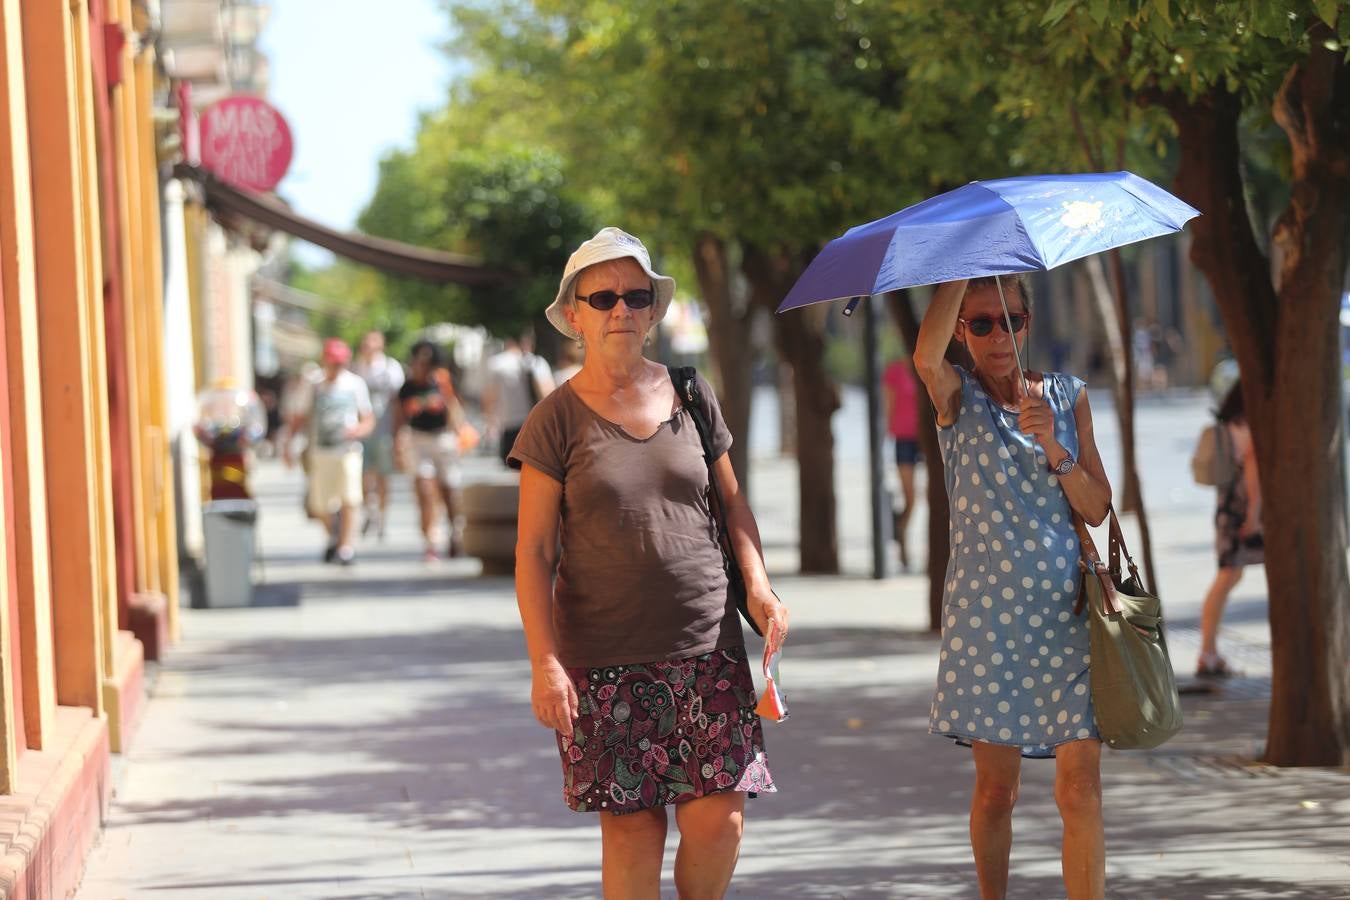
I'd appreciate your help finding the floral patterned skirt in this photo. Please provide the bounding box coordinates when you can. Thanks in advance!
[557,645,776,814]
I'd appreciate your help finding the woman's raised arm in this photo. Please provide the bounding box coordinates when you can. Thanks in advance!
[913,279,968,427]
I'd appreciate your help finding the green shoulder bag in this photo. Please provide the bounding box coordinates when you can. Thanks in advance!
[1073,509,1183,750]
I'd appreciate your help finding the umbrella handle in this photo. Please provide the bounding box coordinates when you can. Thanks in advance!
[994,277,1030,397]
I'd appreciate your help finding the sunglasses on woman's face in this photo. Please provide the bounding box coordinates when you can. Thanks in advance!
[574,289,655,311]
[959,314,1029,337]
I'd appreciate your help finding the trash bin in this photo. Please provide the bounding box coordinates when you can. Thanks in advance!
[202,499,258,607]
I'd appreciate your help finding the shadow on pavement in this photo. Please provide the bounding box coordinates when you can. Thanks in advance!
[103,561,1348,898]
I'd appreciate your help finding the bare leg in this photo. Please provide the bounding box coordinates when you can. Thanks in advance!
[599,807,667,899]
[1199,566,1243,662]
[1054,739,1105,900]
[971,741,1021,899]
[439,483,463,556]
[373,472,389,538]
[673,791,745,899]
[337,503,358,555]
[415,477,439,550]
[364,472,391,542]
[361,469,377,525]
[896,462,917,568]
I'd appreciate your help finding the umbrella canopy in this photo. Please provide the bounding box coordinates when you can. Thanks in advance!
[776,171,1199,312]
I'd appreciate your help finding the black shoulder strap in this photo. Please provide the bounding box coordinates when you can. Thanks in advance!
[668,365,717,466]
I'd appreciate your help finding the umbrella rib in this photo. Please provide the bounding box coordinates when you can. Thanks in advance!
[995,277,1031,398]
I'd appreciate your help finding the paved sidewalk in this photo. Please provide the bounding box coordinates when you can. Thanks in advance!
[78,394,1350,899]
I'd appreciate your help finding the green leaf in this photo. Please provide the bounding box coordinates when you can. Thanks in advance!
[1313,0,1341,29]
[1041,0,1077,27]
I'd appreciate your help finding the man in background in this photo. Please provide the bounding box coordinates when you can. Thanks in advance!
[483,331,555,465]
[285,338,374,565]
[353,330,404,540]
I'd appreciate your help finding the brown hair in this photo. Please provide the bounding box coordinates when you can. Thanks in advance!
[964,274,1033,313]
[1217,381,1245,424]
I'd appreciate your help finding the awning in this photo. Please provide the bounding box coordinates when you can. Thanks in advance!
[173,163,518,286]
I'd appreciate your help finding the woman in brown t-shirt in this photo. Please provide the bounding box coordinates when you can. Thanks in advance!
[510,227,789,898]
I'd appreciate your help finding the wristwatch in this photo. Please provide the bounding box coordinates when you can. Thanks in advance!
[1050,454,1076,476]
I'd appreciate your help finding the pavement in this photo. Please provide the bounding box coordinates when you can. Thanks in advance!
[77,389,1350,899]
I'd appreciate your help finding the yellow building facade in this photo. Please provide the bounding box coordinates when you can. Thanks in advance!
[0,0,178,894]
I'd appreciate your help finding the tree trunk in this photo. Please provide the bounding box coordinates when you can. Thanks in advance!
[1069,103,1157,587]
[744,243,840,574]
[1263,41,1350,766]
[1083,254,1159,590]
[1106,249,1160,591]
[1164,45,1350,766]
[777,362,797,456]
[887,289,951,632]
[691,232,754,488]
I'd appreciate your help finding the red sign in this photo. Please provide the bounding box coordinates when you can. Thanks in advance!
[199,95,293,192]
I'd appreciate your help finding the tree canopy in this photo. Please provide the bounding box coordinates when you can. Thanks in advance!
[298,0,1350,761]
[355,134,594,337]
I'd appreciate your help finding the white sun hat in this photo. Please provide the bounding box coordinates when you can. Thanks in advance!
[546,227,676,340]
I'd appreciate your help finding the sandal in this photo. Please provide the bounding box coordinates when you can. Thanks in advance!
[1195,655,1233,679]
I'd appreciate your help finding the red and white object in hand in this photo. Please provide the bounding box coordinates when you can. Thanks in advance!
[755,622,789,722]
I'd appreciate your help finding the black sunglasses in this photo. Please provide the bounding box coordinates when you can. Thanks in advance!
[959,314,1029,337]
[574,289,655,311]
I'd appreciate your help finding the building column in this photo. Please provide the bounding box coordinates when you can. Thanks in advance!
[111,0,151,602]
[87,0,137,633]
[0,0,55,750]
[162,180,205,585]
[134,50,180,625]
[21,0,109,713]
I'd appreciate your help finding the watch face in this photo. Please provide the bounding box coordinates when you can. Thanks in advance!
[1055,457,1075,475]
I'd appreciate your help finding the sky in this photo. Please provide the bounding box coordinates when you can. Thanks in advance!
[258,0,454,262]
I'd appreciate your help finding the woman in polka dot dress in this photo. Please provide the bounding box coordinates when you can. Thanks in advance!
[913,276,1113,900]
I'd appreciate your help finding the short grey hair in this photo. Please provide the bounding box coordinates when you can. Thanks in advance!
[965,274,1033,312]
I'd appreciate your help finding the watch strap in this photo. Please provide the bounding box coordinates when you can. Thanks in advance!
[1051,454,1076,476]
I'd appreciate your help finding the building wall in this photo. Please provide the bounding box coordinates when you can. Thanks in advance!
[0,0,177,895]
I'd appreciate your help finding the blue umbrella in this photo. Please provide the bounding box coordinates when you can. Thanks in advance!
[776,170,1199,392]
[777,171,1198,312]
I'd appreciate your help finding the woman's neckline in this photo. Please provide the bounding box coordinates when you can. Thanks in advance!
[973,369,1046,411]
[561,379,684,443]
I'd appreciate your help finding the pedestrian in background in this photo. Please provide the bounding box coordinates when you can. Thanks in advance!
[1196,381,1263,678]
[553,338,584,385]
[882,353,922,570]
[284,338,374,566]
[395,340,464,562]
[914,276,1112,900]
[484,331,555,465]
[353,330,404,540]
[511,227,788,899]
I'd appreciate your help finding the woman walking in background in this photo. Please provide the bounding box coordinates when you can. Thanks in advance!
[1196,382,1263,678]
[913,276,1112,900]
[883,354,922,569]
[395,340,465,562]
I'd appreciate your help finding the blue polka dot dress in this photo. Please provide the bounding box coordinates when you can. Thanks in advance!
[928,367,1098,757]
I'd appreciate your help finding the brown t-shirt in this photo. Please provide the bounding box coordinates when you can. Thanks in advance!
[508,375,743,667]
